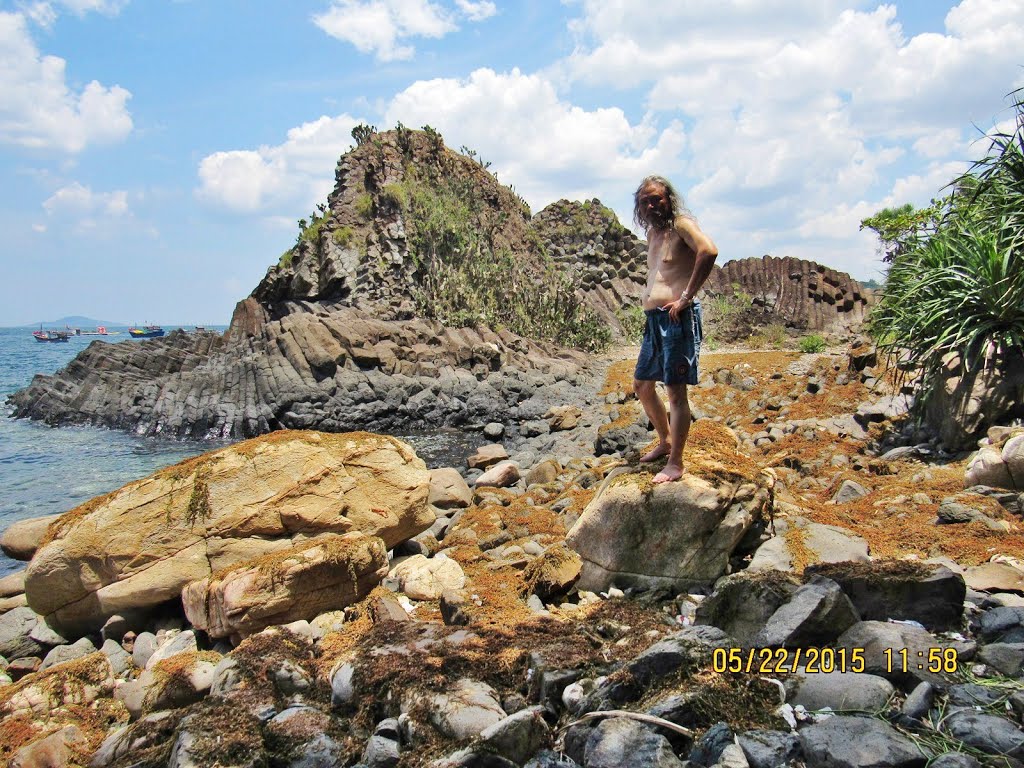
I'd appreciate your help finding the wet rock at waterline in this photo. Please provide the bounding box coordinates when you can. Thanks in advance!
[23,431,431,636]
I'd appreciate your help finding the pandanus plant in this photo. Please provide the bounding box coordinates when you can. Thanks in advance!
[868,89,1024,409]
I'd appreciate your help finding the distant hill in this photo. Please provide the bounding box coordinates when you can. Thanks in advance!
[31,316,127,328]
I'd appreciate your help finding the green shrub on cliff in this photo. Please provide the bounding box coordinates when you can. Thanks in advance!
[355,193,373,220]
[864,90,1024,408]
[616,305,646,343]
[396,166,611,351]
[332,226,355,247]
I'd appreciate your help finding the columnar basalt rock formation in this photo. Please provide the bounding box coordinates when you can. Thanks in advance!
[532,199,648,335]
[703,255,874,336]
[9,304,588,439]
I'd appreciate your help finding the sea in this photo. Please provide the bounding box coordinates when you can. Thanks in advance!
[0,325,485,578]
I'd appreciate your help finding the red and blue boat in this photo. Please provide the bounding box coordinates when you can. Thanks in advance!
[32,329,69,343]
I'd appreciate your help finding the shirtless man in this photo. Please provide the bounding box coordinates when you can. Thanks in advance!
[632,176,718,483]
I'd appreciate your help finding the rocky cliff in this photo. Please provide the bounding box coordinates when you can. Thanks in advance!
[703,255,874,338]
[8,127,873,439]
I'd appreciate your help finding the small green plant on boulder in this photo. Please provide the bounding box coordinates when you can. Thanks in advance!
[380,182,408,210]
[355,193,373,220]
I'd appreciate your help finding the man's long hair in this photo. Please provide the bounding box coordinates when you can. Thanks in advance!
[633,175,691,234]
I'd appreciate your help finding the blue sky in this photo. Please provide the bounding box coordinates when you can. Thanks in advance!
[0,0,1022,326]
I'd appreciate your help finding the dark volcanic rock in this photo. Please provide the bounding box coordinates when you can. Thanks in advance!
[532,199,647,336]
[9,303,591,439]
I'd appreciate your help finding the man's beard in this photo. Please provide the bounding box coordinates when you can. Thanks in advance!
[646,207,672,230]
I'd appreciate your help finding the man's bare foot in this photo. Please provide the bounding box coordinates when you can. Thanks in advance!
[640,443,671,462]
[652,463,683,484]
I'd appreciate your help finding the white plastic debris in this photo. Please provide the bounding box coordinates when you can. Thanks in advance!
[775,703,798,730]
[759,677,786,705]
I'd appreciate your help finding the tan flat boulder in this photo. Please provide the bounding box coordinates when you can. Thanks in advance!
[0,594,28,614]
[24,431,432,636]
[545,405,582,431]
[475,461,521,488]
[9,724,88,768]
[1,515,61,561]
[182,532,388,640]
[467,444,508,470]
[964,561,1024,593]
[0,569,26,597]
[429,468,473,510]
[389,554,466,600]
[566,468,775,592]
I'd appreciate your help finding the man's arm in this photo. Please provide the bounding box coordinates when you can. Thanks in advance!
[665,215,719,320]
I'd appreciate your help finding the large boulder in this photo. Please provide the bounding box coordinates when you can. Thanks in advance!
[24,431,432,636]
[748,516,869,572]
[965,431,1024,490]
[0,515,62,561]
[181,532,388,640]
[805,561,965,632]
[925,352,1024,452]
[566,467,775,592]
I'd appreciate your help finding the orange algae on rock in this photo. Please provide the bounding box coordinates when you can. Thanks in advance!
[0,652,128,763]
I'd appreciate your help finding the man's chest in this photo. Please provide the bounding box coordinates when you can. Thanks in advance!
[649,230,695,271]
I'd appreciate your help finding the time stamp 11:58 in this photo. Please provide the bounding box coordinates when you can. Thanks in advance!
[711,647,960,674]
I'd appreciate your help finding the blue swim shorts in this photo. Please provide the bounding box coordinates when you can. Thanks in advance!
[634,301,703,386]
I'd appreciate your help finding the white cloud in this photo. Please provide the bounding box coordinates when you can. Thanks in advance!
[0,11,133,152]
[43,182,129,217]
[385,68,686,215]
[313,0,457,61]
[22,3,57,28]
[550,0,1024,280]
[195,114,362,213]
[454,0,495,22]
[52,0,128,14]
[40,182,133,235]
[20,0,127,29]
[912,129,962,159]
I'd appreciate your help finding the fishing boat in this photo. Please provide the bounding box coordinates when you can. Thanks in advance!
[128,325,165,339]
[79,326,119,336]
[32,329,70,343]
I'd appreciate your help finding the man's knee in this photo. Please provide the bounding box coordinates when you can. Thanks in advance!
[666,383,689,407]
[633,379,655,397]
